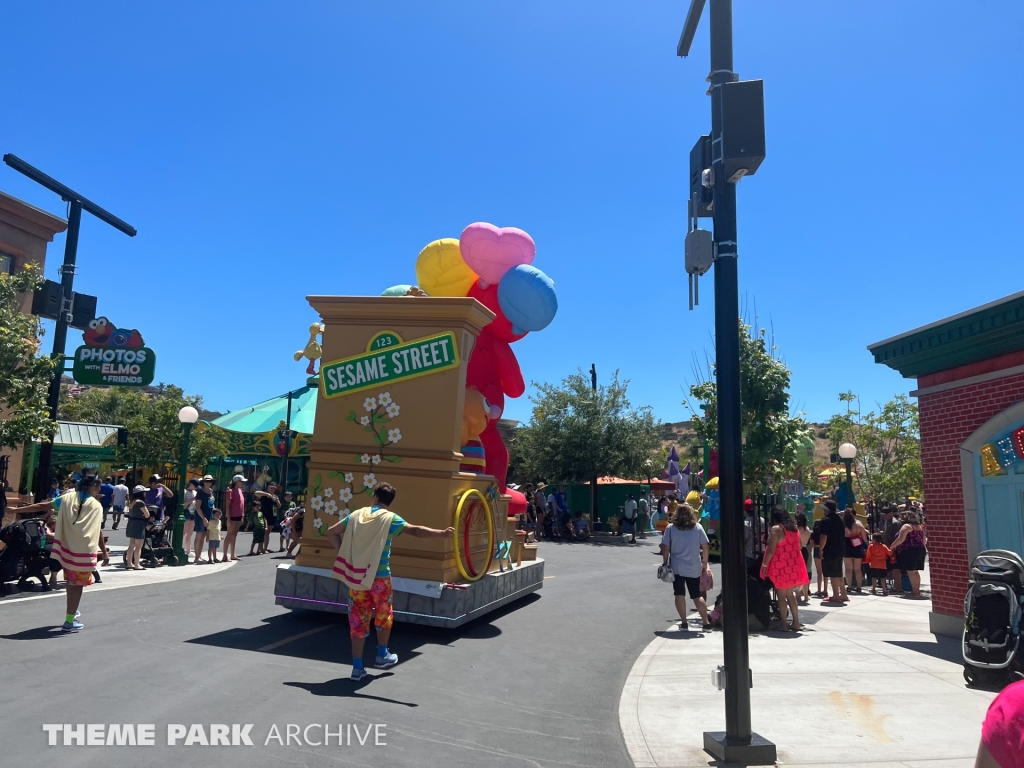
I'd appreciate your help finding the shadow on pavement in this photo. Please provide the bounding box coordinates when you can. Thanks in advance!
[1,625,68,640]
[886,637,962,664]
[284,672,418,707]
[184,592,533,666]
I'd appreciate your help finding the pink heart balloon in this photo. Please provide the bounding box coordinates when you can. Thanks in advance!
[459,222,535,288]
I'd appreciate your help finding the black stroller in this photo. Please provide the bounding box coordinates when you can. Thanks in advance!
[123,508,178,568]
[0,517,55,594]
[963,549,1024,686]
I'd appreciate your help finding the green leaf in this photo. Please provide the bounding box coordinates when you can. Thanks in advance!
[346,411,356,421]
[379,428,387,444]
[385,455,402,463]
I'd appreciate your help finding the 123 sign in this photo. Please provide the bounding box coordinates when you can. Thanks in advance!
[71,317,157,387]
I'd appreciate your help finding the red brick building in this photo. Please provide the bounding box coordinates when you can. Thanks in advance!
[870,291,1024,636]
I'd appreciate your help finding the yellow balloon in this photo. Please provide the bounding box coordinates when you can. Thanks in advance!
[416,238,479,297]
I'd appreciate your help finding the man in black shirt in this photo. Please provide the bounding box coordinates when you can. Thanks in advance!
[816,500,847,604]
[254,483,281,555]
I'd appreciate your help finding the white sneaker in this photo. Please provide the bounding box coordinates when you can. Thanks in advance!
[374,652,398,669]
[350,667,368,681]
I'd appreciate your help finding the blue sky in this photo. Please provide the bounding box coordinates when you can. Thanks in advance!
[3,1,1022,425]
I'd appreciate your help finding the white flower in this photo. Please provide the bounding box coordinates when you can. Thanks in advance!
[344,472,354,483]
[363,397,377,412]
[339,487,353,502]
[323,487,334,498]
[324,499,338,515]
[340,508,350,517]
[310,495,324,511]
[359,415,370,426]
[386,403,400,418]
[314,517,323,529]
[360,453,371,464]
[363,473,378,489]
[388,428,403,443]
[378,392,392,406]
[371,454,382,465]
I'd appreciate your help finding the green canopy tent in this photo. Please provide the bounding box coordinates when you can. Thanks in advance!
[208,385,316,496]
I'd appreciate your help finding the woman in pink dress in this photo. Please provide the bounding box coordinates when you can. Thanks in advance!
[761,509,811,632]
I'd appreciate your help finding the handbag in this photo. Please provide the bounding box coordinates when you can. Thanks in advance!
[657,564,675,583]
[699,567,714,592]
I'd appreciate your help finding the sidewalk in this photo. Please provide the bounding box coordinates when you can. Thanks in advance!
[0,543,237,606]
[619,571,996,767]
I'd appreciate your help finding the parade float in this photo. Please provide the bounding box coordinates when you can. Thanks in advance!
[274,222,557,627]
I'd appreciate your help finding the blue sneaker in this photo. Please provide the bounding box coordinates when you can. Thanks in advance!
[61,620,84,634]
[350,667,369,681]
[374,652,398,669]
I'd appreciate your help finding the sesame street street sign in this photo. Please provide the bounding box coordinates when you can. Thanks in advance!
[71,316,157,387]
[320,330,460,399]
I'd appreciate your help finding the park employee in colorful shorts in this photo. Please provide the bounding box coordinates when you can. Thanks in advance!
[325,482,453,681]
[18,475,110,633]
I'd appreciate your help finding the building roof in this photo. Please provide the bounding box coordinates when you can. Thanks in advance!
[585,476,647,485]
[54,421,120,448]
[868,290,1024,378]
[0,189,68,241]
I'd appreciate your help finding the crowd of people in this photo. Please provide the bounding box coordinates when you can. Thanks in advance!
[5,470,309,632]
[807,500,928,603]
[514,483,661,543]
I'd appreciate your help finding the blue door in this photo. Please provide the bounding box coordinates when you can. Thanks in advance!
[981,482,1024,557]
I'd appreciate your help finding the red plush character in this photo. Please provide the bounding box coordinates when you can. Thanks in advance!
[465,283,528,514]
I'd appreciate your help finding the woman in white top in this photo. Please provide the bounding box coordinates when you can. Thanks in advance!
[660,503,711,630]
[182,479,198,559]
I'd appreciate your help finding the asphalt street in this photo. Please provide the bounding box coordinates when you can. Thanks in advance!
[0,530,721,767]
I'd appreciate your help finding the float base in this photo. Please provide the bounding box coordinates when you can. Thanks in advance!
[274,558,544,628]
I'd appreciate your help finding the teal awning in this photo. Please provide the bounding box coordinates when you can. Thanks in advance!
[211,386,317,435]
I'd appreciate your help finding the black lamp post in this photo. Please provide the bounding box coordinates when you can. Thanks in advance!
[171,406,199,565]
[678,0,776,763]
[839,442,857,507]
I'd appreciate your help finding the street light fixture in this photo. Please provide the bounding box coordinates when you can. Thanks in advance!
[838,442,857,507]
[171,406,200,565]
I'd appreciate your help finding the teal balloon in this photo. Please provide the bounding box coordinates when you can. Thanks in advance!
[381,284,413,296]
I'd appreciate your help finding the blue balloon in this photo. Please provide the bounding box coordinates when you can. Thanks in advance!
[497,265,557,334]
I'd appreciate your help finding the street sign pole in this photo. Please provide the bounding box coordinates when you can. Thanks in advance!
[3,154,136,498]
[34,199,81,500]
[679,1,776,763]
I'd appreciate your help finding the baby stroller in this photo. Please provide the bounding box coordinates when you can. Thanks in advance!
[0,517,54,594]
[123,508,178,568]
[963,549,1024,686]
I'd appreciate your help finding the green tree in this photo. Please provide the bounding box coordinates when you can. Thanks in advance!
[59,384,228,471]
[0,264,57,449]
[685,319,811,493]
[825,392,922,503]
[515,370,662,484]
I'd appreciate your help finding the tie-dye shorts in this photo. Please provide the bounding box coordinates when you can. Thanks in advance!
[348,577,393,638]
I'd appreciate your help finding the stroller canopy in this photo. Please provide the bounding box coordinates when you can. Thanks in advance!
[972,550,1024,586]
